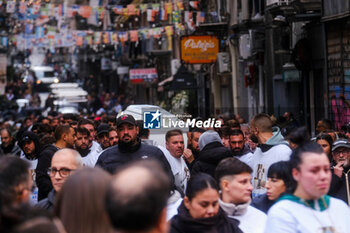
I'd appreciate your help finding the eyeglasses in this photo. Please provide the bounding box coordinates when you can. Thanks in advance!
[333,149,350,156]
[47,167,74,177]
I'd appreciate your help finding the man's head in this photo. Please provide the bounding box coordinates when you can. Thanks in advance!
[316,119,332,134]
[109,127,118,146]
[250,113,273,142]
[74,127,90,152]
[332,139,350,167]
[190,128,206,153]
[106,160,171,233]
[78,119,96,141]
[48,149,83,192]
[18,131,40,158]
[229,129,245,154]
[0,156,32,208]
[165,129,184,158]
[215,157,253,205]
[198,130,223,151]
[116,115,139,145]
[1,128,14,148]
[97,123,111,150]
[54,125,76,149]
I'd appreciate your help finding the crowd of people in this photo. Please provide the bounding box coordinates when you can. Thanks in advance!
[0,110,350,233]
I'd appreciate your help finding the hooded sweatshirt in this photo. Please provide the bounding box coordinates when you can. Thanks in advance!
[250,126,292,197]
[191,131,232,177]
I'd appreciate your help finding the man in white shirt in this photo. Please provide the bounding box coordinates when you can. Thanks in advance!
[250,113,292,197]
[162,129,190,195]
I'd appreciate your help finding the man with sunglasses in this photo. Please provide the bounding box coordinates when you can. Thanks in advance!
[37,148,83,211]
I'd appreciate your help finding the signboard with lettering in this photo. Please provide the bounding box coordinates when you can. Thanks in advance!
[129,68,158,84]
[180,35,219,64]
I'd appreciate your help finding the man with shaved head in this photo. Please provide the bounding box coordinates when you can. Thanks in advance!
[106,160,171,233]
[250,113,292,197]
[37,148,83,211]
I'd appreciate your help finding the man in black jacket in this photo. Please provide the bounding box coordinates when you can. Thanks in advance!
[191,130,232,177]
[96,114,174,184]
[329,139,350,205]
[35,124,76,201]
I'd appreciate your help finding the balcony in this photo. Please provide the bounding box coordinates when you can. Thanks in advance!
[322,0,350,21]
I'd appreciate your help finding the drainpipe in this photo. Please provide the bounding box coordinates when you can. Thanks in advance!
[229,40,239,114]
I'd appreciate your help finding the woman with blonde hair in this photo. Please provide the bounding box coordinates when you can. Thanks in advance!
[54,167,114,233]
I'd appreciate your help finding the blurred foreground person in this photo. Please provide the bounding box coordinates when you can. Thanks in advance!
[55,167,114,233]
[170,173,242,233]
[252,161,293,213]
[265,142,350,233]
[0,156,32,210]
[106,160,171,233]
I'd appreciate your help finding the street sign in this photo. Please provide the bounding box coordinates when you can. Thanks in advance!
[180,35,219,64]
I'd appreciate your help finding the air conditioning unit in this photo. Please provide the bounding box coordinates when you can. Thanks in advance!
[217,52,231,74]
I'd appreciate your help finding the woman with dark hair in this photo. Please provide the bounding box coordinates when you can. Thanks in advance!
[170,173,242,233]
[54,167,114,233]
[316,133,333,162]
[265,142,350,233]
[251,161,293,213]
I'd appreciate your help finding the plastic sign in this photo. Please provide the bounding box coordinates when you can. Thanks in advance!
[129,68,158,84]
[180,35,219,64]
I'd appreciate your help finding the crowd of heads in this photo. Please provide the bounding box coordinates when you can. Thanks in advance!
[0,110,350,233]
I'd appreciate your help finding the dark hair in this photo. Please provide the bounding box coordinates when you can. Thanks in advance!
[215,157,252,183]
[78,119,95,128]
[106,160,170,232]
[137,120,150,139]
[165,129,183,142]
[267,161,293,189]
[218,126,230,138]
[285,126,310,146]
[75,127,90,137]
[316,133,333,154]
[290,142,324,171]
[186,173,219,201]
[320,119,332,130]
[54,125,72,141]
[226,120,240,129]
[191,127,206,137]
[252,113,273,132]
[0,156,30,209]
[229,129,244,137]
[55,167,113,233]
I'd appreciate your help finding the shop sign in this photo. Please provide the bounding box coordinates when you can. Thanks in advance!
[129,68,158,84]
[180,35,219,64]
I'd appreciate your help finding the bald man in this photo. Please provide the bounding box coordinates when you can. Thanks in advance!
[106,160,171,233]
[37,148,83,211]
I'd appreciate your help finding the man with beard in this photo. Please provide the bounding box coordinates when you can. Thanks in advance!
[95,114,174,185]
[329,139,350,205]
[36,125,76,201]
[0,128,21,156]
[109,127,118,146]
[96,123,111,150]
[229,129,253,166]
[74,127,101,167]
[18,131,41,203]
